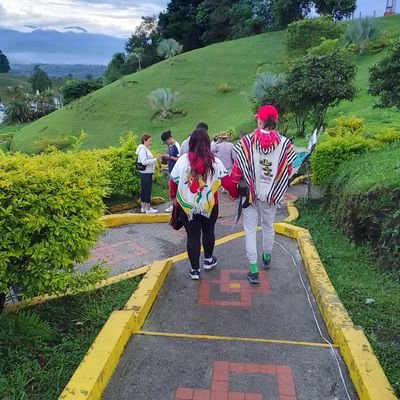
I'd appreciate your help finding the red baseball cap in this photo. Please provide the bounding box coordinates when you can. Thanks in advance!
[255,105,278,122]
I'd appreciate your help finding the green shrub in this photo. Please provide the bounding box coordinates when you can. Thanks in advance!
[217,82,232,93]
[327,145,400,272]
[325,115,364,137]
[285,16,343,56]
[0,150,110,305]
[372,128,400,145]
[33,134,72,153]
[97,133,140,198]
[311,135,375,186]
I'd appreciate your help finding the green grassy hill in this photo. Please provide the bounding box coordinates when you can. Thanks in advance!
[10,15,400,154]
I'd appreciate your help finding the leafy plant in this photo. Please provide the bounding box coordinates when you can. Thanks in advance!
[148,88,179,119]
[251,72,285,106]
[310,134,375,186]
[346,17,378,54]
[285,16,343,56]
[217,82,232,93]
[0,151,110,308]
[157,38,183,63]
[325,115,364,137]
[0,311,56,341]
[369,39,400,109]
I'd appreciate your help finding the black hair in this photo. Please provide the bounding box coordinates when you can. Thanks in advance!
[261,116,277,130]
[196,122,208,131]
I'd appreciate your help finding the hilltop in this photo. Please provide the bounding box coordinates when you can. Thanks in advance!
[10,15,400,154]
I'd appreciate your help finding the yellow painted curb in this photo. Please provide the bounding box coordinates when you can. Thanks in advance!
[59,259,172,400]
[4,266,149,313]
[124,259,173,330]
[290,175,308,186]
[281,201,299,223]
[274,219,396,399]
[100,213,170,228]
[59,310,136,400]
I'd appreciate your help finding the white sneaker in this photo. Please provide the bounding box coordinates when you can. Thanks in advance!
[165,205,173,213]
[140,208,146,213]
[146,207,158,214]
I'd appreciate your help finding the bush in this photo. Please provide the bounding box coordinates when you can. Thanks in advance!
[327,145,400,272]
[311,135,375,186]
[325,115,364,137]
[96,133,140,198]
[33,134,72,153]
[285,16,343,56]
[372,128,400,145]
[0,151,110,306]
[217,82,232,93]
[61,78,103,105]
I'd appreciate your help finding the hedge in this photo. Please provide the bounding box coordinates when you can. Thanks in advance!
[0,150,110,307]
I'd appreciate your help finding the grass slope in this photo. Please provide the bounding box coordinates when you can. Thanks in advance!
[11,15,400,153]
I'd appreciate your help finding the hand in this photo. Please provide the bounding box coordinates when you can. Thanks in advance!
[156,154,163,161]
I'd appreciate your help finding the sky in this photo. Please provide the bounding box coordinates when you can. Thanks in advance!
[0,0,391,38]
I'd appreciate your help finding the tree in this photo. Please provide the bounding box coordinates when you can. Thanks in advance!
[30,65,52,93]
[314,0,356,20]
[286,45,356,133]
[148,88,179,119]
[0,50,11,73]
[271,0,311,29]
[61,78,103,105]
[285,16,344,56]
[157,38,183,61]
[125,16,160,58]
[103,53,126,84]
[158,0,205,51]
[369,39,400,109]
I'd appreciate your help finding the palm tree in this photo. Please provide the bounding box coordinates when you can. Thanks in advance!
[147,88,178,119]
[252,72,285,105]
[157,39,183,63]
[346,17,377,54]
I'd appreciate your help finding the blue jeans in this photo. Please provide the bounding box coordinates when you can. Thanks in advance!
[140,173,153,203]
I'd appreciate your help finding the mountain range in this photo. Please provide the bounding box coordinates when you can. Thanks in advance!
[0,28,126,65]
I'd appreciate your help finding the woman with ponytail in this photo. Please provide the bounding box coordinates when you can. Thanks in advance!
[169,128,237,280]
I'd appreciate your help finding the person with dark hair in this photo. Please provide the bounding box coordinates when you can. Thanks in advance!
[135,134,162,214]
[160,130,181,212]
[169,128,237,280]
[230,105,296,284]
[180,122,209,155]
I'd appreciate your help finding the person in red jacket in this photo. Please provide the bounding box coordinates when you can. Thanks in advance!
[230,105,296,284]
[169,128,238,280]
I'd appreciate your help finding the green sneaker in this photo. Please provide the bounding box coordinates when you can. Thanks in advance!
[262,253,271,269]
[247,272,260,285]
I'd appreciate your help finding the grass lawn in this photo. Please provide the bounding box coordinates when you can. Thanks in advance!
[0,74,30,103]
[295,199,400,397]
[0,276,141,400]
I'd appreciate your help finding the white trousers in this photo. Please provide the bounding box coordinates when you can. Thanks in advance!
[242,202,278,264]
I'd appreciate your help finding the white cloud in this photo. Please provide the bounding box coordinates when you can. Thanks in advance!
[0,0,168,37]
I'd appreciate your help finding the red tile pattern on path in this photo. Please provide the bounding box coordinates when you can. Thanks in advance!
[88,240,148,265]
[176,361,297,400]
[198,269,271,307]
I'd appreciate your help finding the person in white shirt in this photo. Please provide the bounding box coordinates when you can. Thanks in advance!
[135,134,162,214]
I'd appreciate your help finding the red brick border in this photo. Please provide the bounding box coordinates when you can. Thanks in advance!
[198,269,271,307]
[176,361,297,400]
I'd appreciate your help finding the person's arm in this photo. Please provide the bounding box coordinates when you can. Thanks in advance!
[139,148,156,165]
[285,140,296,176]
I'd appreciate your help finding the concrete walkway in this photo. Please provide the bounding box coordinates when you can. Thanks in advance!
[88,186,358,400]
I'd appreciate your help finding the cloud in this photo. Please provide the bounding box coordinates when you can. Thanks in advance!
[0,0,168,37]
